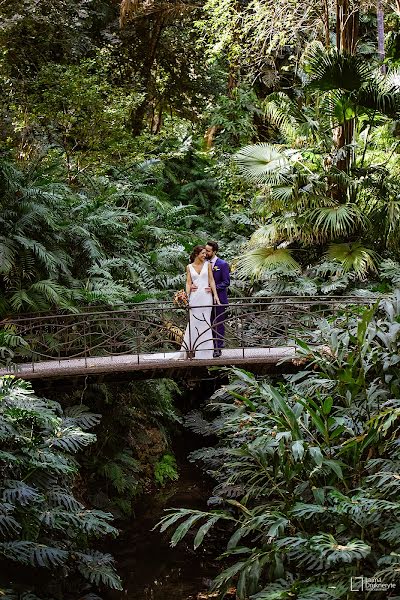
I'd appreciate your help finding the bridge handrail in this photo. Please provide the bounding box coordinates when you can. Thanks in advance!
[0,295,381,325]
[0,294,385,369]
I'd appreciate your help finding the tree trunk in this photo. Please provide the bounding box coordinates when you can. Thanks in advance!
[204,125,219,149]
[151,103,163,134]
[333,0,359,175]
[323,0,331,48]
[129,18,164,135]
[336,0,359,53]
[377,0,386,72]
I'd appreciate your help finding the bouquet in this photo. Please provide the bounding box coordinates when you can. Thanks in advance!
[173,289,189,307]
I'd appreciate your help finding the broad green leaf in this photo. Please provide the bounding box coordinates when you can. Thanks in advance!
[193,516,220,550]
[292,440,305,461]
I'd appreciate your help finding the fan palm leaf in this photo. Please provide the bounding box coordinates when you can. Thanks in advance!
[269,185,295,204]
[354,70,400,117]
[234,144,300,185]
[304,45,372,92]
[248,224,282,248]
[327,242,378,276]
[236,247,301,279]
[308,203,367,238]
[249,216,308,247]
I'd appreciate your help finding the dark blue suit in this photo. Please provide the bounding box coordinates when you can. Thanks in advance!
[211,257,230,349]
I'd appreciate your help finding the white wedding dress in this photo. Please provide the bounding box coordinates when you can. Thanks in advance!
[179,262,214,359]
[141,261,214,362]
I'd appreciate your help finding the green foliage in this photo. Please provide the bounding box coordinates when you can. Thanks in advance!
[0,376,122,597]
[81,378,181,516]
[154,453,179,486]
[208,86,260,149]
[0,326,29,369]
[99,451,141,507]
[0,150,223,313]
[28,60,120,153]
[159,293,400,598]
[233,47,400,284]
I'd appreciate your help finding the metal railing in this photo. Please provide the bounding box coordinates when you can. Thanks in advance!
[0,296,377,368]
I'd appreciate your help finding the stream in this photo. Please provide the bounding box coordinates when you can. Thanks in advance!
[105,432,219,600]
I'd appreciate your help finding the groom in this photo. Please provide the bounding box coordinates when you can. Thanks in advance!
[205,241,230,357]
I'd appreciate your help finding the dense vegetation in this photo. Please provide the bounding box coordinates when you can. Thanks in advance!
[2,0,400,308]
[0,376,122,596]
[2,0,400,598]
[161,294,400,598]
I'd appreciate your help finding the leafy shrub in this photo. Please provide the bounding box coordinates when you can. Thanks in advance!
[157,293,400,599]
[0,376,122,597]
[0,326,29,369]
[78,378,181,518]
[154,453,179,486]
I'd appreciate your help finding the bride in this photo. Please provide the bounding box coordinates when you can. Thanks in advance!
[141,245,220,362]
[180,245,220,359]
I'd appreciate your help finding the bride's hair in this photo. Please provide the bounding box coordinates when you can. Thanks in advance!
[190,245,205,263]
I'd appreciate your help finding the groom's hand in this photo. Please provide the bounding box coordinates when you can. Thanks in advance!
[205,286,211,293]
[190,283,198,292]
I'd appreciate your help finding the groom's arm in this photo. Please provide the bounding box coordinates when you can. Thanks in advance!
[216,261,230,290]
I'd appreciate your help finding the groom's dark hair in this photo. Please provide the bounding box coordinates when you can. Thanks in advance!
[206,240,219,253]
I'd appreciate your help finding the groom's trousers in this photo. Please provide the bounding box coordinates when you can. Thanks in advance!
[211,304,227,349]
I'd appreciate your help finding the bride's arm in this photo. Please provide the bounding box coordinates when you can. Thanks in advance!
[208,263,221,305]
[185,265,192,296]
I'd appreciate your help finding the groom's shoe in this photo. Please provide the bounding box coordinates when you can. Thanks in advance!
[213,349,222,358]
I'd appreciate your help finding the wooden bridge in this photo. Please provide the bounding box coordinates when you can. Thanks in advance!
[0,297,374,382]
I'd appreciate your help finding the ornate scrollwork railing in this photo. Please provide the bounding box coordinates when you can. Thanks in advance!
[0,296,377,367]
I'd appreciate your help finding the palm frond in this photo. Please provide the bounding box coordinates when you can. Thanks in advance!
[356,69,400,117]
[0,238,17,275]
[327,242,379,276]
[304,45,372,91]
[248,216,305,248]
[308,203,367,238]
[236,247,301,279]
[234,144,299,184]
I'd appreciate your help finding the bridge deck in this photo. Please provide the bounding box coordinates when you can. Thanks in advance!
[0,346,297,381]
